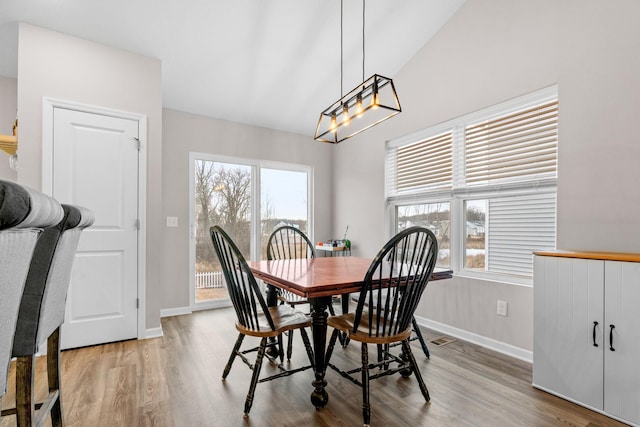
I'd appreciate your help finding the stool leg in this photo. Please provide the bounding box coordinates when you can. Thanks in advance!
[48,328,64,427]
[16,355,35,427]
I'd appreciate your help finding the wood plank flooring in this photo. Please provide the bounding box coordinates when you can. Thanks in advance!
[0,307,628,426]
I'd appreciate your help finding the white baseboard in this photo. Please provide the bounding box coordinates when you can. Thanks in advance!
[415,315,533,363]
[144,326,164,339]
[160,306,193,318]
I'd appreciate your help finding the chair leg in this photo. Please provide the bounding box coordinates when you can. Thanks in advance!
[298,327,315,367]
[323,329,340,374]
[244,338,267,417]
[401,340,430,402]
[361,343,371,427]
[47,328,64,427]
[286,330,294,361]
[223,333,245,380]
[16,355,35,427]
[276,334,284,363]
[412,317,430,359]
[328,300,336,316]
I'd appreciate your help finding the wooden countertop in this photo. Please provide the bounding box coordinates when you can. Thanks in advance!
[534,250,640,263]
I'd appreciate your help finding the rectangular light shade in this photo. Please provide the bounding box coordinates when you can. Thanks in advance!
[314,74,401,144]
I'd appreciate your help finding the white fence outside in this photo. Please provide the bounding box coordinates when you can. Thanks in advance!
[195,271,225,289]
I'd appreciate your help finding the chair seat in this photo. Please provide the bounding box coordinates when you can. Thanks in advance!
[236,305,312,338]
[277,289,307,305]
[327,312,411,345]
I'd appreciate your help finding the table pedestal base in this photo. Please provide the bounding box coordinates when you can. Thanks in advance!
[309,296,331,408]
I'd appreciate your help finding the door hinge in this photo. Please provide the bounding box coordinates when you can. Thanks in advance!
[134,137,141,151]
[136,298,139,309]
[135,219,140,230]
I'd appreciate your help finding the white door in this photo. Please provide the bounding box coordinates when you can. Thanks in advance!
[532,255,604,410]
[51,107,139,349]
[604,261,640,425]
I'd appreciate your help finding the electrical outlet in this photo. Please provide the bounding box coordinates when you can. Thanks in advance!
[497,300,508,316]
[166,216,178,227]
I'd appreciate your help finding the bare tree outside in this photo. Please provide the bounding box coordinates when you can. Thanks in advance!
[194,160,217,272]
[194,160,251,301]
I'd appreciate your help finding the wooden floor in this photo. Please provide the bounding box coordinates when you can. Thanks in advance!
[0,307,628,427]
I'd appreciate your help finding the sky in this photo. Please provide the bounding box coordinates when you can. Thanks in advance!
[261,168,308,220]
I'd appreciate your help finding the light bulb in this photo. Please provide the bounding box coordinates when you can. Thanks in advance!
[355,94,364,118]
[330,112,337,133]
[342,104,350,126]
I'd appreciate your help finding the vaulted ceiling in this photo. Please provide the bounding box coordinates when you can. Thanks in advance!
[0,0,465,136]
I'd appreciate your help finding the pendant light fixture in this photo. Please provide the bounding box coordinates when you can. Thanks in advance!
[314,0,401,144]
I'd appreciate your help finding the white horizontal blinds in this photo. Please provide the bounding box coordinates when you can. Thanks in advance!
[465,100,558,186]
[486,193,556,277]
[395,131,453,193]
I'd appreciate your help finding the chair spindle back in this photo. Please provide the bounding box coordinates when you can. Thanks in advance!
[266,226,315,260]
[353,226,438,338]
[210,225,274,332]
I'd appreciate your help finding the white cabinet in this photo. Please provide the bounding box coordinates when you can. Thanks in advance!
[533,253,640,426]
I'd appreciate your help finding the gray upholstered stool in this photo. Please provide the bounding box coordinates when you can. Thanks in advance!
[2,203,94,427]
[0,179,63,423]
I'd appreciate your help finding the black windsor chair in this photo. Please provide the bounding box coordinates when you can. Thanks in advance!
[210,225,315,417]
[324,226,438,427]
[266,225,336,359]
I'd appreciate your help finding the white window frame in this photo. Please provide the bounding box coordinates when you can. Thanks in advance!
[387,86,558,286]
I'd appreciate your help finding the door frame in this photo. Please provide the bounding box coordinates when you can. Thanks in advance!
[42,97,147,340]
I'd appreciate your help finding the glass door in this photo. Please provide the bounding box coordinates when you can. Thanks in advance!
[190,154,312,309]
[192,158,252,306]
[260,167,310,258]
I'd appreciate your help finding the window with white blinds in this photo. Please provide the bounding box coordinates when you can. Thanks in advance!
[465,100,558,186]
[483,193,556,277]
[395,131,453,193]
[387,86,558,284]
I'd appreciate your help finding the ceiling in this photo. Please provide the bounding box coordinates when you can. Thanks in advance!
[0,0,465,137]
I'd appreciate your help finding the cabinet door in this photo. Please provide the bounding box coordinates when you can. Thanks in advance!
[604,261,640,424]
[533,255,604,409]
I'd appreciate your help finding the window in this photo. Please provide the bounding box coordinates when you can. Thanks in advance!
[387,87,558,284]
[189,153,311,308]
[397,202,451,268]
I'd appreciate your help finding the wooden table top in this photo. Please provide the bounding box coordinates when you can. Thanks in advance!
[247,256,453,299]
[248,256,372,298]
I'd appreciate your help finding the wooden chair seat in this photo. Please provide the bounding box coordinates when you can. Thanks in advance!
[276,289,308,306]
[347,293,432,358]
[327,312,411,345]
[236,305,312,337]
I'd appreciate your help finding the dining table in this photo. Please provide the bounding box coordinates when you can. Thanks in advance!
[247,255,452,409]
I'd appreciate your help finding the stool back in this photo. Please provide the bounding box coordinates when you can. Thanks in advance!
[0,180,62,395]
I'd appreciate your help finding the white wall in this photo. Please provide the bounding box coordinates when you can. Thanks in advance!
[556,0,640,253]
[161,109,334,311]
[16,23,164,331]
[333,0,640,356]
[0,75,17,181]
